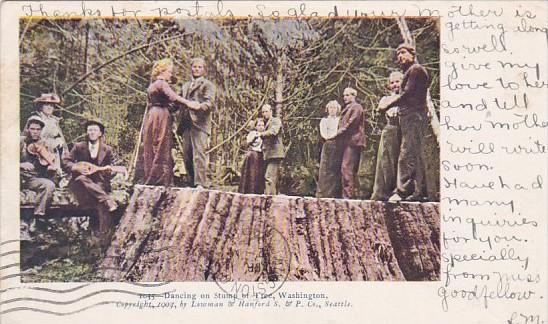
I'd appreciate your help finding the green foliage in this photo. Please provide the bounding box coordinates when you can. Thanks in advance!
[22,258,101,282]
[20,217,104,282]
[20,17,439,197]
[280,159,319,197]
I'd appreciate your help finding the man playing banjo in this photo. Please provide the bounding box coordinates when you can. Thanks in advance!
[63,120,126,241]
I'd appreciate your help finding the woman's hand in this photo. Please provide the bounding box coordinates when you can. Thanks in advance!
[186,101,201,110]
[378,101,389,111]
[379,94,399,111]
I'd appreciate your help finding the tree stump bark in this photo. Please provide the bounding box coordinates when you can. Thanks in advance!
[101,186,439,281]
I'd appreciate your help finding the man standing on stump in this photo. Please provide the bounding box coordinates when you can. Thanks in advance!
[258,104,285,195]
[371,71,404,201]
[380,43,429,202]
[178,57,216,189]
[328,87,365,199]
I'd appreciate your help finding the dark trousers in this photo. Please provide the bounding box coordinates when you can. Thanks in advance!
[341,145,361,199]
[397,112,426,198]
[70,175,113,235]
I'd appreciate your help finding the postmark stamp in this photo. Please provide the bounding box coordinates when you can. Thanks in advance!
[211,227,292,300]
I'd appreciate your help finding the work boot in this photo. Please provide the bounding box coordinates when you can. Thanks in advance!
[404,193,424,202]
[388,193,402,203]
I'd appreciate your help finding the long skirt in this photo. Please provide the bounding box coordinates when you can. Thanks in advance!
[238,151,265,194]
[316,139,343,198]
[142,106,174,186]
[371,124,401,200]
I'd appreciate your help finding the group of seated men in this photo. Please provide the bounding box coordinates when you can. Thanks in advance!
[20,93,125,241]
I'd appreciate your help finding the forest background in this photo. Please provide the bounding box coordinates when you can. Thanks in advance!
[19,17,440,199]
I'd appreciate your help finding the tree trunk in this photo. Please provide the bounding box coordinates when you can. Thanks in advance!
[101,186,440,281]
[275,54,285,117]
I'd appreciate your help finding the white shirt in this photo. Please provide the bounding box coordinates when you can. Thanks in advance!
[246,131,263,152]
[89,142,99,159]
[319,116,339,140]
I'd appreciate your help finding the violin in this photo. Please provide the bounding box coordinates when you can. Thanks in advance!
[27,142,57,167]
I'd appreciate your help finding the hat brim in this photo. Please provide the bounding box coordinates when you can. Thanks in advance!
[84,120,105,133]
[33,97,61,104]
[396,44,416,56]
[26,118,45,128]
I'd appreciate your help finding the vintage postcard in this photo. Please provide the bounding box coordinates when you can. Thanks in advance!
[17,16,439,284]
[1,1,546,324]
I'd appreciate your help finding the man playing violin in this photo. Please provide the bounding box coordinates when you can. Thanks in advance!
[20,116,56,217]
[63,120,126,240]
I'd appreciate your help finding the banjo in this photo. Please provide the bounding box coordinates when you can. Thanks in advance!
[72,161,127,178]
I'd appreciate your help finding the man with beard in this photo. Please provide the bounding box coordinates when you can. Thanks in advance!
[380,43,429,201]
[63,120,126,240]
[178,57,216,189]
[328,87,365,199]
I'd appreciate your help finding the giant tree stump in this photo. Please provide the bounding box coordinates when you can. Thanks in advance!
[101,186,440,281]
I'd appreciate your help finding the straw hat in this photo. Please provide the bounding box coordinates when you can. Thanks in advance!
[33,93,61,104]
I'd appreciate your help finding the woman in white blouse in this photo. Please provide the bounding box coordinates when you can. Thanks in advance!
[317,100,343,198]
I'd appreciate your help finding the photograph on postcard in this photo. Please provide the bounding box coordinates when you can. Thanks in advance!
[18,16,440,283]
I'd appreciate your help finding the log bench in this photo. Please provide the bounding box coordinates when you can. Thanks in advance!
[20,188,131,218]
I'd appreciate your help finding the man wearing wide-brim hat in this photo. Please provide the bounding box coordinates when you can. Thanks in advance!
[63,119,125,243]
[31,93,67,177]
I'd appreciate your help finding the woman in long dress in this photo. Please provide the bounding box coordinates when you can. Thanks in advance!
[371,71,403,200]
[316,100,343,198]
[238,118,266,194]
[142,58,198,186]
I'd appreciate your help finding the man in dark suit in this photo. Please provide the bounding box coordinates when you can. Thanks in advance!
[177,57,216,189]
[63,120,124,238]
[329,87,365,199]
[258,104,285,195]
